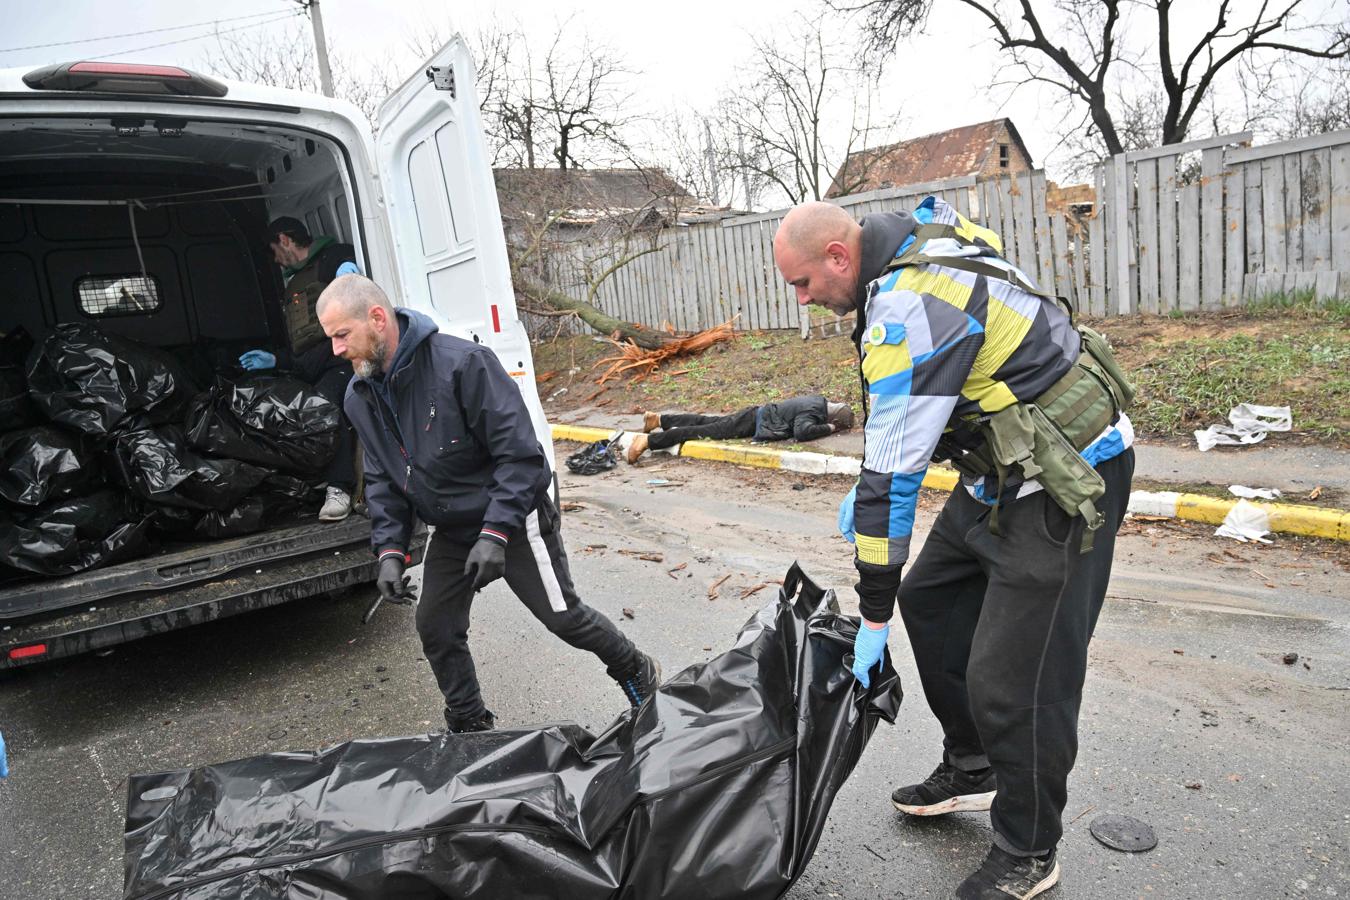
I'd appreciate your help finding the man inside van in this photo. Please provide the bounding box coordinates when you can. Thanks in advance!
[315,275,662,733]
[238,216,361,522]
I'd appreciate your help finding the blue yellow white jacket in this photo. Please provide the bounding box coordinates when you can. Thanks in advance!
[842,197,1131,617]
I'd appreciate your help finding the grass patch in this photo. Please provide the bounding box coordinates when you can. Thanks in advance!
[1244,288,1350,322]
[1129,328,1348,441]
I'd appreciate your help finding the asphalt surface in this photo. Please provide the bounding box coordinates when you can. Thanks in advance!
[1,452,1347,898]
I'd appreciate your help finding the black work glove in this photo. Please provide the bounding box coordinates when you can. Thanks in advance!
[464,538,507,592]
[376,554,408,600]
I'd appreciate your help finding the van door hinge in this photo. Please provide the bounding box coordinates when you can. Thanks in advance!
[425,65,455,96]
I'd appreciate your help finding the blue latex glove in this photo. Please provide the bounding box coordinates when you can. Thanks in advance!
[0,730,8,778]
[239,349,276,371]
[851,621,889,688]
[837,485,857,544]
[335,261,361,277]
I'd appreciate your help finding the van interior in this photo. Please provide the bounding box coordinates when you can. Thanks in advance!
[0,116,360,366]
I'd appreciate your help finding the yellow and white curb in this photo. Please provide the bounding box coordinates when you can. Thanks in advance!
[552,424,1348,543]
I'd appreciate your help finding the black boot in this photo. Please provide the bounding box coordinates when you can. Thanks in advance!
[444,707,495,734]
[610,652,661,708]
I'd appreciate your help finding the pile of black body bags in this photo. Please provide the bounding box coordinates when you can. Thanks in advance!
[0,324,340,579]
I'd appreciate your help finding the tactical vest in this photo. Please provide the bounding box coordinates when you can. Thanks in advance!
[282,247,332,357]
[882,222,1135,552]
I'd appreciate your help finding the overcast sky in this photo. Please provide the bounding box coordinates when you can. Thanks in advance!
[3,0,1344,191]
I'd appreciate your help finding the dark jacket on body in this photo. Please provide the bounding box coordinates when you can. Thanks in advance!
[753,395,832,442]
[343,309,550,556]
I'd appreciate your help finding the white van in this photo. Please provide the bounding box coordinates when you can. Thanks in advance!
[0,40,550,667]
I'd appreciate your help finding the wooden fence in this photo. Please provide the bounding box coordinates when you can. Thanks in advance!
[535,127,1350,335]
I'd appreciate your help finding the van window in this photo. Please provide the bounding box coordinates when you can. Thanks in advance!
[77,274,163,317]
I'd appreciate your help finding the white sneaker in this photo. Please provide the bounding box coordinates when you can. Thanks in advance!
[318,486,352,522]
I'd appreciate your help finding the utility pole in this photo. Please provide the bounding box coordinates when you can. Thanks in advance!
[298,0,334,98]
[703,118,720,207]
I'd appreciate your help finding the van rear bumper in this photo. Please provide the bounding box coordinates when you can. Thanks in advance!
[0,529,426,670]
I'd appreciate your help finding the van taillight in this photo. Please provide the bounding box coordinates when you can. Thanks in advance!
[22,61,228,98]
[70,62,192,79]
[8,644,48,661]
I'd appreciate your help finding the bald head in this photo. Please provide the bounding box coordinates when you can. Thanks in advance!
[773,202,863,316]
[317,275,400,377]
[775,201,859,258]
[316,274,395,320]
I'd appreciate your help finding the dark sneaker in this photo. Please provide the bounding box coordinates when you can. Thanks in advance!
[892,761,997,815]
[954,845,1060,899]
[613,652,661,708]
[444,708,495,734]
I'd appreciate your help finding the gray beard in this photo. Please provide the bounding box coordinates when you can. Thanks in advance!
[354,338,389,378]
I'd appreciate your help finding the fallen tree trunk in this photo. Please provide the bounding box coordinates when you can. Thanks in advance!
[519,280,673,350]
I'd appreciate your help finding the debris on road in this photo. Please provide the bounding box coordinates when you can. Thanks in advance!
[560,500,587,512]
[617,549,664,562]
[1089,814,1158,853]
[666,562,687,579]
[1282,652,1299,665]
[1229,485,1282,500]
[564,435,620,475]
[739,583,768,600]
[707,573,732,600]
[1308,486,1323,501]
[1194,403,1291,451]
[1215,499,1274,543]
[621,608,635,619]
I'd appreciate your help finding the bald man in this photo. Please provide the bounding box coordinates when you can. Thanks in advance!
[316,276,661,732]
[774,200,1134,900]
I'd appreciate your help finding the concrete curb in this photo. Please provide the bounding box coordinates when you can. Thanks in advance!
[552,424,1349,543]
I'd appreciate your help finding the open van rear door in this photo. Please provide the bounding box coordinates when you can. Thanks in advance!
[375,36,550,449]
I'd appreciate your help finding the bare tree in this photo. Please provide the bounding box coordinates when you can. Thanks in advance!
[465,17,639,171]
[205,23,396,127]
[845,0,1350,157]
[719,14,890,206]
[1256,56,1350,139]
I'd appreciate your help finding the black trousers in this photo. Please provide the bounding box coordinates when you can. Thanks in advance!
[311,362,357,492]
[647,407,758,451]
[897,449,1134,856]
[416,497,639,722]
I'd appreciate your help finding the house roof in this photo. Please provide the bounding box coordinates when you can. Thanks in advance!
[493,167,693,225]
[826,119,1034,197]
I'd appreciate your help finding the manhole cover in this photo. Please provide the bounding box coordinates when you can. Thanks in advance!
[1089,814,1157,852]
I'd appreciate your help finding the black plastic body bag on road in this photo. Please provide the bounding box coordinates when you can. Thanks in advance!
[122,565,902,900]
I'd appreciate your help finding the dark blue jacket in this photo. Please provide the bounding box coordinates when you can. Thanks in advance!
[343,309,550,555]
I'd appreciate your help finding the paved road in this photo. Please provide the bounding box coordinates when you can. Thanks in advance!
[1,453,1346,898]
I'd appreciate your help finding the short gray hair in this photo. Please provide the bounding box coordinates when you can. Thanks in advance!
[316,274,395,320]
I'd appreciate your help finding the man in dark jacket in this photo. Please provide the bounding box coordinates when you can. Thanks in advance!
[238,217,362,522]
[316,275,661,732]
[625,396,854,463]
